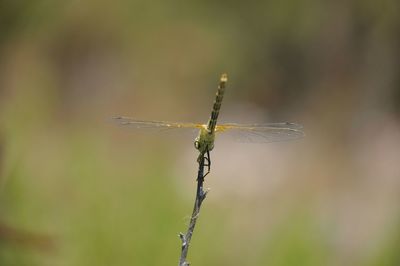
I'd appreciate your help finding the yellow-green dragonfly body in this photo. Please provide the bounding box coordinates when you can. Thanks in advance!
[113,74,304,166]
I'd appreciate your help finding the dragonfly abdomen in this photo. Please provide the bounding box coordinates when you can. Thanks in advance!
[207,74,228,133]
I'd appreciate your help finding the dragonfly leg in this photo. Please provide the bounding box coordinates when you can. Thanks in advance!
[197,150,211,179]
[206,149,211,170]
[203,149,211,178]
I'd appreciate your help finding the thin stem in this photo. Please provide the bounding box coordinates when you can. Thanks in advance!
[178,154,208,266]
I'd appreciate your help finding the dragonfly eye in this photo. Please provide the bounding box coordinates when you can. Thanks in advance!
[194,140,200,149]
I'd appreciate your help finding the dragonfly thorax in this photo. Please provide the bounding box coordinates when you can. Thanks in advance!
[194,126,215,154]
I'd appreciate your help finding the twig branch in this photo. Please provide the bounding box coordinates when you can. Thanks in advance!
[178,155,208,266]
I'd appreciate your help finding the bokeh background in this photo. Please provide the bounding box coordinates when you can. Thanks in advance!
[1,1,400,265]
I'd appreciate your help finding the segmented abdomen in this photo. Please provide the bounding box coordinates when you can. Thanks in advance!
[207,74,228,133]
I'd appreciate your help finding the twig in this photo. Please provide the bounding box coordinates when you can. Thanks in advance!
[178,155,208,266]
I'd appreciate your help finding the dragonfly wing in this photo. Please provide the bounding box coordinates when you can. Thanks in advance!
[111,116,203,130]
[215,123,305,143]
[218,122,304,129]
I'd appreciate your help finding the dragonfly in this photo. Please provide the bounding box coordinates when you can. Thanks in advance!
[113,74,304,177]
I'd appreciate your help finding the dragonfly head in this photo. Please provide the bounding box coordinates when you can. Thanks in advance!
[194,126,215,154]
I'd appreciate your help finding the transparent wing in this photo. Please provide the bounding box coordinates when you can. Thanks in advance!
[215,122,304,143]
[111,116,204,130]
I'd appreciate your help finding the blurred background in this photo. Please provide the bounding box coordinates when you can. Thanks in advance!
[1,0,400,265]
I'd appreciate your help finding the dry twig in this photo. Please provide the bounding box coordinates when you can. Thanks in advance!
[178,155,208,266]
